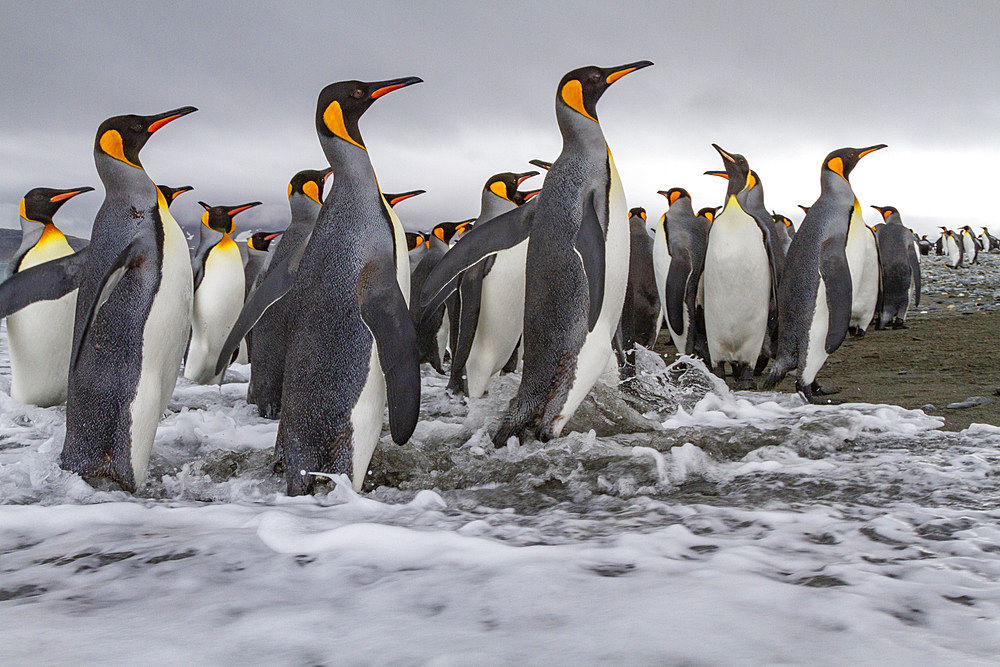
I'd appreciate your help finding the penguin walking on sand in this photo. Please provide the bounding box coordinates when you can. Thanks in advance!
[656,188,709,358]
[216,169,330,417]
[60,107,198,491]
[917,235,932,256]
[981,227,1000,252]
[274,77,422,495]
[873,206,920,328]
[617,206,660,377]
[0,186,94,406]
[409,220,469,373]
[959,226,979,264]
[845,194,881,338]
[421,61,653,444]
[764,144,886,403]
[185,200,261,384]
[701,146,774,390]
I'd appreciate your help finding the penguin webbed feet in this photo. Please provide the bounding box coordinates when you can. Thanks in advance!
[797,380,842,405]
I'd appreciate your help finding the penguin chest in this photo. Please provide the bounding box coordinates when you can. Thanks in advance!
[652,219,671,321]
[386,205,410,305]
[187,240,244,383]
[845,218,879,323]
[20,227,74,270]
[703,206,770,362]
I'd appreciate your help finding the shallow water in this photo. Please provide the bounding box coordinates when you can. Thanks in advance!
[1,330,999,664]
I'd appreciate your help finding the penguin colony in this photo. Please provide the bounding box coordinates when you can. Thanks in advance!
[0,64,978,495]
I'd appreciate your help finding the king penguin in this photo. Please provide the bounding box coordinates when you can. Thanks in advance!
[244,231,282,298]
[764,145,885,403]
[959,226,979,264]
[218,168,330,417]
[873,206,920,328]
[845,190,881,337]
[941,228,963,268]
[156,184,194,208]
[701,146,773,389]
[421,61,653,444]
[621,206,661,357]
[0,186,94,406]
[186,200,260,384]
[410,220,469,373]
[275,77,422,494]
[61,107,198,491]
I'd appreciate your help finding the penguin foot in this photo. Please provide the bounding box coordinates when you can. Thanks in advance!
[734,378,757,391]
[797,380,842,405]
[850,328,866,339]
[892,319,908,329]
[810,381,841,396]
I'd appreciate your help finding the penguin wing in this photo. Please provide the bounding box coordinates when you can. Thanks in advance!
[72,228,158,369]
[0,249,89,319]
[907,243,921,307]
[575,191,606,332]
[664,253,690,336]
[418,203,534,313]
[191,229,222,292]
[213,254,298,376]
[358,256,420,445]
[819,238,852,354]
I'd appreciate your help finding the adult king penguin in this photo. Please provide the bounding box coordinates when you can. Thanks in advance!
[959,226,979,264]
[185,200,261,384]
[873,206,920,329]
[243,231,282,298]
[941,228,963,268]
[764,145,885,403]
[616,206,660,378]
[275,77,422,495]
[421,61,653,444]
[702,146,774,389]
[61,107,197,491]
[0,186,94,406]
[410,220,469,373]
[657,188,709,358]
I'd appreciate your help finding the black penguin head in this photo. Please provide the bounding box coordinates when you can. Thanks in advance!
[383,190,426,207]
[315,77,422,150]
[198,201,262,234]
[484,172,538,203]
[405,231,425,251]
[20,186,95,224]
[514,188,542,206]
[529,159,552,171]
[288,168,333,204]
[94,107,197,169]
[871,205,898,222]
[697,206,721,223]
[629,207,647,222]
[822,145,887,182]
[431,221,461,245]
[710,145,752,197]
[247,231,282,252]
[557,61,653,123]
[156,184,194,208]
[657,188,691,207]
[772,213,793,228]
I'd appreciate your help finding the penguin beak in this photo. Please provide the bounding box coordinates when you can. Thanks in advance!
[227,202,262,216]
[322,168,334,182]
[529,159,552,171]
[388,190,426,206]
[522,189,541,202]
[603,60,654,85]
[49,186,95,203]
[146,106,198,134]
[704,170,729,180]
[173,186,195,198]
[516,171,539,185]
[711,144,737,164]
[857,144,887,158]
[370,77,423,100]
[263,232,282,241]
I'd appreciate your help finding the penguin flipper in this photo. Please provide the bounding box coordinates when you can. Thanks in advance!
[664,254,690,336]
[0,249,88,318]
[213,257,297,376]
[907,245,921,307]
[419,203,534,312]
[575,191,606,332]
[191,228,223,292]
[73,229,157,369]
[819,238,852,354]
[359,257,421,445]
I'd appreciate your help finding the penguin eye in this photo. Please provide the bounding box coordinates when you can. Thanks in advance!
[589,72,601,83]
[352,88,364,100]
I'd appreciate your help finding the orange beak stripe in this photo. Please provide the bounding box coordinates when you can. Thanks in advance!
[148,114,183,133]
[606,67,637,85]
[371,84,406,99]
[50,191,82,202]
[228,205,256,216]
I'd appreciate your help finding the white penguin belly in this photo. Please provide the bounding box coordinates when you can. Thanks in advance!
[387,205,410,305]
[186,241,244,384]
[436,309,450,366]
[129,214,194,487]
[703,205,770,365]
[946,238,961,267]
[551,159,628,437]
[801,273,830,387]
[7,292,76,407]
[652,218,672,350]
[845,218,878,331]
[466,241,527,398]
[350,345,386,492]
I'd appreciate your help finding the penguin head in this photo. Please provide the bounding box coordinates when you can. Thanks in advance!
[94,107,197,170]
[315,77,422,151]
[431,221,462,245]
[657,188,691,207]
[383,190,426,208]
[19,186,95,224]
[247,231,282,252]
[405,231,425,251]
[156,184,194,208]
[556,61,653,123]
[629,207,647,222]
[697,207,721,223]
[822,145,887,182]
[198,201,262,235]
[484,172,538,203]
[529,159,552,171]
[288,168,333,205]
[871,205,898,222]
[710,145,752,197]
[772,213,793,228]
[514,188,542,206]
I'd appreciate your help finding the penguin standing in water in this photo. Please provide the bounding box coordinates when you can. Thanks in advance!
[845,192,881,337]
[410,220,468,373]
[0,186,93,406]
[617,206,660,377]
[275,77,422,495]
[656,188,709,358]
[61,107,198,491]
[873,206,920,328]
[422,61,653,444]
[959,226,979,264]
[701,146,773,389]
[764,145,886,403]
[941,228,963,268]
[216,169,330,417]
[185,201,260,384]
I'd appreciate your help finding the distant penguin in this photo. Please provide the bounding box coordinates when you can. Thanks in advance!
[0,186,94,406]
[772,213,794,257]
[410,220,468,373]
[618,206,660,376]
[218,168,330,418]
[244,231,282,298]
[981,227,1000,252]
[185,200,261,384]
[917,235,932,256]
[656,188,708,358]
[156,184,194,208]
[942,228,963,268]
[275,76,423,495]
[421,61,653,444]
[406,231,427,273]
[873,206,920,329]
[764,144,886,403]
[702,146,773,389]
[844,194,881,338]
[61,106,198,491]
[959,226,979,264]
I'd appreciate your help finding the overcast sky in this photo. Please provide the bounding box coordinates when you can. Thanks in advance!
[1,1,996,239]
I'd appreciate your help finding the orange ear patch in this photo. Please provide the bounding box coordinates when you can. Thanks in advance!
[827,157,845,178]
[323,101,365,150]
[99,130,141,169]
[302,180,322,204]
[489,181,509,200]
[560,80,597,122]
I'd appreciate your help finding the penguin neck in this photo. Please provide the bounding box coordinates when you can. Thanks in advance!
[321,139,379,201]
[95,151,156,204]
[478,191,514,222]
[820,169,854,201]
[12,217,46,269]
[667,199,696,223]
[555,105,607,154]
[288,194,322,225]
[429,236,449,253]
